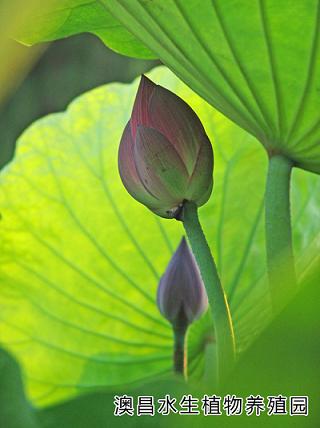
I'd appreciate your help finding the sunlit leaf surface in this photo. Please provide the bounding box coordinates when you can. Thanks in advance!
[0,67,318,406]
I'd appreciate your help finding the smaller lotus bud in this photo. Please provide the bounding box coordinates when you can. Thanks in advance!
[157,237,208,327]
[118,75,214,219]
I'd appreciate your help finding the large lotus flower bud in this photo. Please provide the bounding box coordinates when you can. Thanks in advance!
[157,237,208,327]
[118,76,213,219]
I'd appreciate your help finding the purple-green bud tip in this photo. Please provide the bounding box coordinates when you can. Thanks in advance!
[157,237,208,326]
[118,75,214,219]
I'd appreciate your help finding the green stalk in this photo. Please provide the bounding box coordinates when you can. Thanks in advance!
[173,324,187,378]
[182,201,235,383]
[265,154,297,312]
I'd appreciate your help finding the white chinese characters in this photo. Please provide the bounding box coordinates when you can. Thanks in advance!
[114,394,309,417]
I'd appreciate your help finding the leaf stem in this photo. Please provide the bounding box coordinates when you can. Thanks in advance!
[265,154,297,312]
[182,201,235,383]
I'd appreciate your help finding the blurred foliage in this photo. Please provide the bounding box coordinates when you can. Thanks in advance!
[0,0,50,109]
[0,33,158,169]
[0,349,38,428]
[13,0,154,60]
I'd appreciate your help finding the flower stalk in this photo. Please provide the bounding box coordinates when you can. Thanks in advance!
[173,317,188,378]
[182,201,235,383]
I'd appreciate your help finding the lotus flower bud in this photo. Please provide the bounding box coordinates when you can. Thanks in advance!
[118,75,213,219]
[157,237,208,327]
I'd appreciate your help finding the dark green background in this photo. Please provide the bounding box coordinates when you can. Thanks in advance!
[0,34,158,169]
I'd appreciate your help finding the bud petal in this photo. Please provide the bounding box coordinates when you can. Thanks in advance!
[130,75,155,139]
[134,126,189,202]
[148,84,211,175]
[157,237,208,326]
[118,122,159,207]
[186,135,214,203]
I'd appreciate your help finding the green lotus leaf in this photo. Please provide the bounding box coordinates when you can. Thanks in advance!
[104,0,320,174]
[0,67,318,408]
[15,0,320,173]
[13,0,154,59]
[15,1,320,172]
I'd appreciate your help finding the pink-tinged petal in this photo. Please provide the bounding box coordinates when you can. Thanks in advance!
[130,75,155,139]
[157,237,208,325]
[134,126,189,204]
[148,84,210,175]
[186,135,214,205]
[118,122,158,207]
